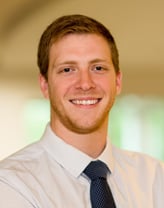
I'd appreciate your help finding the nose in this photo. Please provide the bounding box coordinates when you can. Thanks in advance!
[76,70,96,91]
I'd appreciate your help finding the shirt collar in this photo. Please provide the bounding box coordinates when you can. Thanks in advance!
[40,124,114,178]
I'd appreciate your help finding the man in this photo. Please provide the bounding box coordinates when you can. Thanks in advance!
[0,14,164,207]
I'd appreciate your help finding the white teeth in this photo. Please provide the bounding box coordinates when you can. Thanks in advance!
[71,99,98,105]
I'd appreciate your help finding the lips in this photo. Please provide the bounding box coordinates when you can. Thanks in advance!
[70,99,101,105]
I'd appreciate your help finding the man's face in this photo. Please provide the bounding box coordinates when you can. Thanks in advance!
[40,34,122,134]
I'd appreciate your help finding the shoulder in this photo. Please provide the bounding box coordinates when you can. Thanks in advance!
[0,140,47,182]
[0,140,42,165]
[112,145,164,175]
[0,140,49,202]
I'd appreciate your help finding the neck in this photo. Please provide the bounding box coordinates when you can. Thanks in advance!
[51,122,108,158]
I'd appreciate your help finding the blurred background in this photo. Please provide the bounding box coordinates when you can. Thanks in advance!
[0,0,164,160]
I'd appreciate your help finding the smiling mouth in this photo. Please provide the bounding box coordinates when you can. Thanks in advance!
[70,99,101,105]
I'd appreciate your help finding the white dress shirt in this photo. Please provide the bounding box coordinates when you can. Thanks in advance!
[0,124,164,208]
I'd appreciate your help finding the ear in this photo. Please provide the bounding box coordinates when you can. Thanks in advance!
[39,74,49,99]
[116,71,122,95]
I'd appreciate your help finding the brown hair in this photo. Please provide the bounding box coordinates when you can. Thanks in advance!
[37,14,120,79]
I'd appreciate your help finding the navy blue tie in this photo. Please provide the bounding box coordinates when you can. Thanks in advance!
[84,160,116,208]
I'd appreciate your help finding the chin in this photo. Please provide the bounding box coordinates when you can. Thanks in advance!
[69,122,102,134]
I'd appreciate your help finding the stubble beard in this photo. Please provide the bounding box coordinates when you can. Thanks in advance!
[51,101,113,135]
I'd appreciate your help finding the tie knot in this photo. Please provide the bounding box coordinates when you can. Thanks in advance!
[84,160,109,180]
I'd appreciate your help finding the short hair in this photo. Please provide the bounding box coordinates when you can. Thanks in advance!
[37,14,120,79]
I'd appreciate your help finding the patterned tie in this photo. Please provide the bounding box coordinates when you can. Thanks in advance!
[84,160,116,208]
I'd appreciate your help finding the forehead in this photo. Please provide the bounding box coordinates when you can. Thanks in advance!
[50,33,111,55]
[48,34,113,69]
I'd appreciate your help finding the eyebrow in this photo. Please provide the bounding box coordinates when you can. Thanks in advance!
[54,58,110,67]
[89,58,110,64]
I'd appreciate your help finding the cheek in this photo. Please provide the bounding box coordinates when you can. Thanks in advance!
[101,79,118,98]
[99,77,114,89]
[49,80,69,101]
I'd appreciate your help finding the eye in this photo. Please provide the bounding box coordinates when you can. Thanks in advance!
[93,65,106,73]
[63,68,71,73]
[95,66,103,71]
[57,65,77,75]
